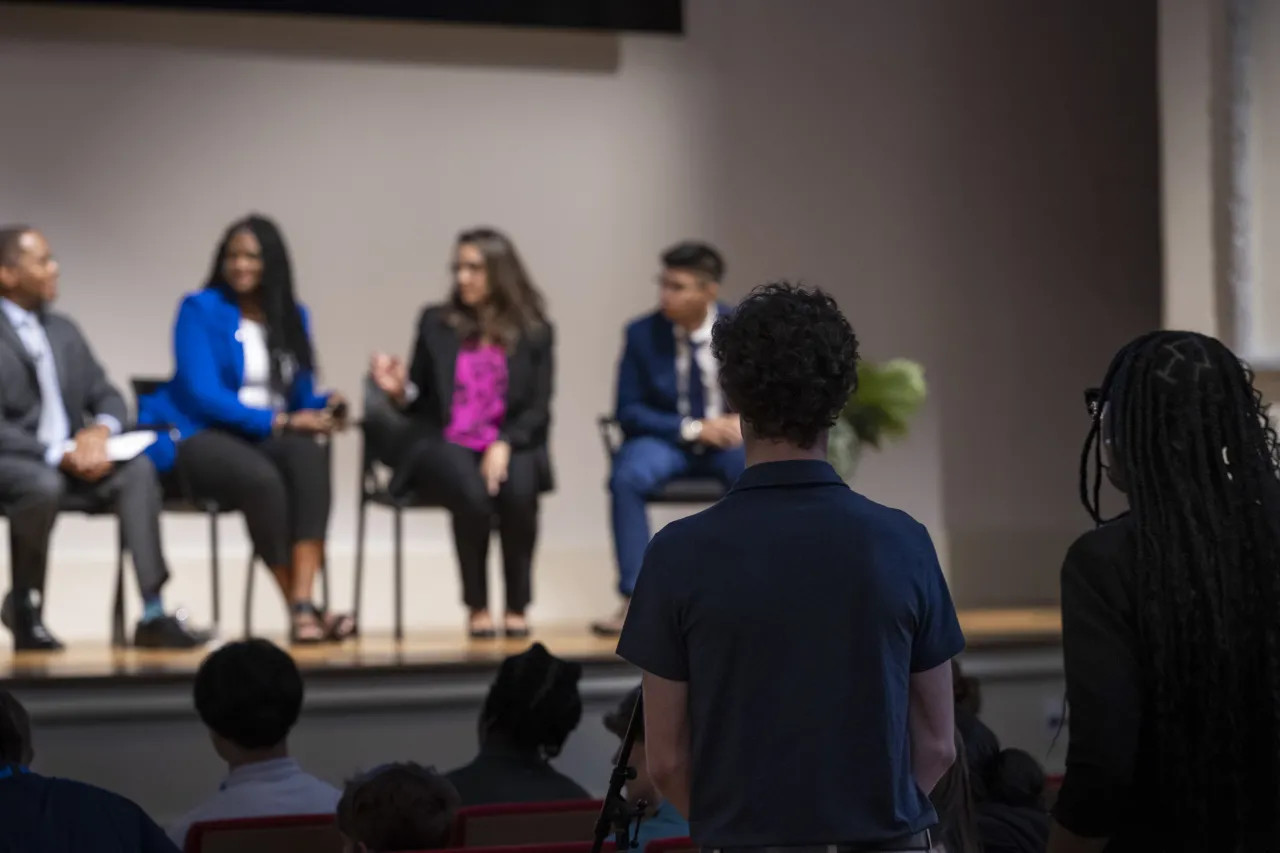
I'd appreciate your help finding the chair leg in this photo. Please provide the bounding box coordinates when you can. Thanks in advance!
[319,553,330,614]
[353,498,367,630]
[394,505,404,643]
[243,553,256,639]
[111,521,127,648]
[208,511,221,633]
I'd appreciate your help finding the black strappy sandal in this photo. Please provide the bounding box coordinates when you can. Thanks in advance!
[289,603,326,646]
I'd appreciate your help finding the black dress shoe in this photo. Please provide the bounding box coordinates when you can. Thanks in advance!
[133,611,208,649]
[1,590,65,652]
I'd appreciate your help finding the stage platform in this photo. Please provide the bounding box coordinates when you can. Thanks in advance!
[1,607,1062,686]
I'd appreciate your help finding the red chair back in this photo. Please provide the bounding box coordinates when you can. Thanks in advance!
[452,800,604,847]
[183,814,343,853]
[645,837,697,853]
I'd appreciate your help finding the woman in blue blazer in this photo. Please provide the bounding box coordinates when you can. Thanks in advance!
[140,215,355,643]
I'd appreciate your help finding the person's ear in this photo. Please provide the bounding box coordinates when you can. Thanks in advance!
[0,265,15,290]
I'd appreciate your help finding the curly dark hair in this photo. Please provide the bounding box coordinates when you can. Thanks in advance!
[193,639,303,751]
[338,762,460,853]
[711,281,859,449]
[1080,330,1280,846]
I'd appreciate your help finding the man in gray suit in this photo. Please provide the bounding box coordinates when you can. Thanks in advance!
[0,226,205,650]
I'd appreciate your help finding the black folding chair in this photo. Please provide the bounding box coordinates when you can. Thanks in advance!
[352,375,446,642]
[595,416,729,504]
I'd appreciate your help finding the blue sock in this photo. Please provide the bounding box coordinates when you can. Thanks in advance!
[141,596,165,623]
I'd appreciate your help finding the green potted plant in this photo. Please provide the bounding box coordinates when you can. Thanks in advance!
[828,358,927,478]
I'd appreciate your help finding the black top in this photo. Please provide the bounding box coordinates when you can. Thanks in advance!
[1054,517,1151,849]
[445,745,590,806]
[0,768,177,853]
[617,460,966,847]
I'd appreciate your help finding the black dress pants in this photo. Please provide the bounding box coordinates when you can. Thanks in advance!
[175,429,331,569]
[401,437,540,613]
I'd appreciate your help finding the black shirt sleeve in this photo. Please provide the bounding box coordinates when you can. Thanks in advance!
[616,527,689,682]
[1052,532,1143,838]
[909,522,966,673]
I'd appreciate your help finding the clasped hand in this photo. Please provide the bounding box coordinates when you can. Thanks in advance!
[698,414,743,449]
[60,425,112,483]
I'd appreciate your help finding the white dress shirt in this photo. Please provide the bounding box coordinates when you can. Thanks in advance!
[166,757,341,850]
[0,298,121,466]
[676,305,724,442]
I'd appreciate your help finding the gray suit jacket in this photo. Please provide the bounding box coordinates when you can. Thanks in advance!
[0,309,127,461]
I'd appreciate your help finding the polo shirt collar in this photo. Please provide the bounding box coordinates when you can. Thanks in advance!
[730,459,846,492]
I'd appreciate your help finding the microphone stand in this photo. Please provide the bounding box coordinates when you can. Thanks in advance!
[591,692,648,853]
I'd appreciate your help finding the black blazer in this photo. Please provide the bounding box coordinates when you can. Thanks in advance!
[401,304,555,491]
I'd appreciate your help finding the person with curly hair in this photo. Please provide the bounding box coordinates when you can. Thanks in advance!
[617,282,964,850]
[591,241,743,637]
[1051,331,1280,853]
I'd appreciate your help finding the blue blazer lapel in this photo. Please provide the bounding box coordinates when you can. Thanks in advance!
[210,288,245,388]
[649,313,679,410]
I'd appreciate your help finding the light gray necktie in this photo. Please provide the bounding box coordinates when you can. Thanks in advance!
[19,316,69,451]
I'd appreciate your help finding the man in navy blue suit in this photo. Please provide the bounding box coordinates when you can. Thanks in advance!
[591,242,744,636]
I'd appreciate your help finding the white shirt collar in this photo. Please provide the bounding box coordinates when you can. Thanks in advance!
[676,304,718,345]
[1,298,37,329]
[220,757,303,791]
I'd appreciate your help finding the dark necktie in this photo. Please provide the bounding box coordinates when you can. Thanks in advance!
[688,339,707,420]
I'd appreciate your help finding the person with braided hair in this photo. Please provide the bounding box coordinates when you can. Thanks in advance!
[445,643,590,804]
[1050,331,1280,853]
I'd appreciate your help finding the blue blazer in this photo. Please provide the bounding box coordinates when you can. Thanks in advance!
[139,286,329,473]
[613,304,732,445]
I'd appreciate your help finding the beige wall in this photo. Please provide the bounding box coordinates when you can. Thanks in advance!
[0,0,1160,642]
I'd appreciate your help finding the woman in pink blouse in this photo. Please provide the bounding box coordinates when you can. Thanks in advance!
[371,228,554,638]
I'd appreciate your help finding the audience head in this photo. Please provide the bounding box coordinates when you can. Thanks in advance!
[929,729,980,853]
[985,749,1046,811]
[449,226,546,349]
[1080,329,1280,839]
[604,686,656,805]
[711,281,859,451]
[337,762,460,853]
[193,639,303,764]
[0,689,33,767]
[206,213,314,374]
[658,240,723,330]
[0,225,58,310]
[479,642,583,759]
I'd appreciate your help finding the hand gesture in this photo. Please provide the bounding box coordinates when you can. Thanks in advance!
[699,415,743,449]
[480,440,511,497]
[370,353,408,404]
[326,391,351,432]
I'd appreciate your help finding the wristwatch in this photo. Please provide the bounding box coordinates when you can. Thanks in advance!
[680,418,704,443]
[272,411,290,436]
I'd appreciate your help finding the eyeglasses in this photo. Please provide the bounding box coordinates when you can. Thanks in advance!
[1084,387,1102,418]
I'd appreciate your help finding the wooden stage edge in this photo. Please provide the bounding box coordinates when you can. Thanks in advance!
[0,607,1062,684]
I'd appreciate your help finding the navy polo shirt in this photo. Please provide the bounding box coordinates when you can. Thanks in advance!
[617,460,965,847]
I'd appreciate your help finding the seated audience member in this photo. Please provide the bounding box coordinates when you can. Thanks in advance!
[0,226,204,650]
[952,660,999,797]
[929,729,981,853]
[592,241,743,636]
[139,215,354,643]
[603,686,689,848]
[977,749,1051,853]
[338,763,460,853]
[0,688,178,852]
[167,639,340,849]
[446,642,589,804]
[370,227,553,639]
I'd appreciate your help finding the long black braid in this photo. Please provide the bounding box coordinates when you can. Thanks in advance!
[1079,330,1280,845]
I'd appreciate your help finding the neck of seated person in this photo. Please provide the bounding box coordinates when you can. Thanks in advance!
[480,729,547,760]
[212,732,289,770]
[743,429,830,467]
